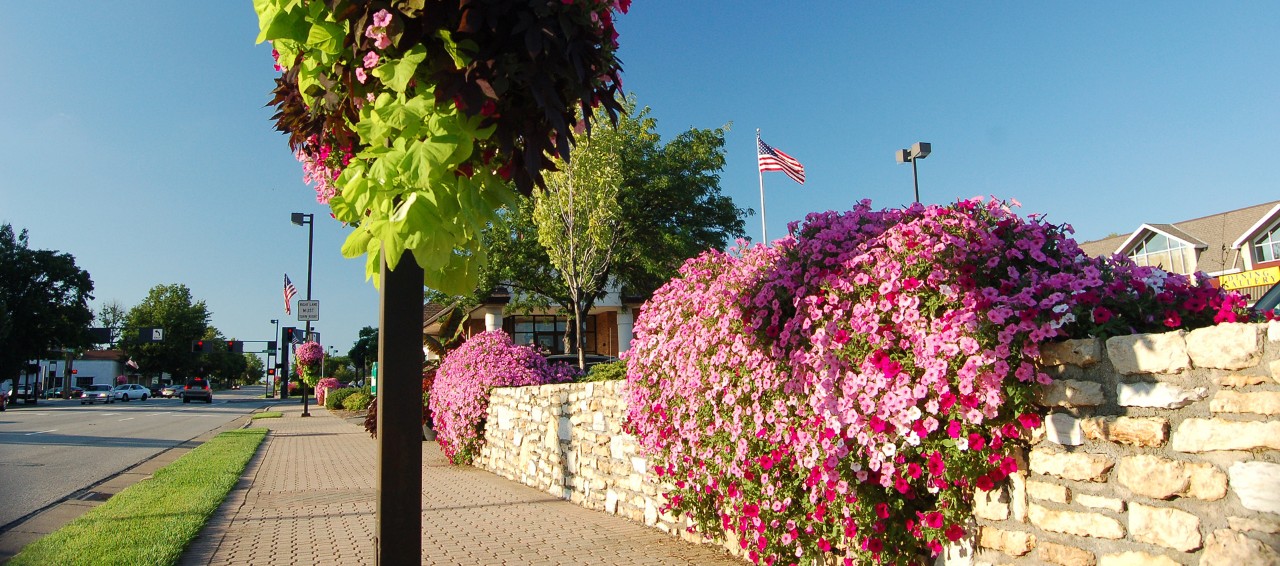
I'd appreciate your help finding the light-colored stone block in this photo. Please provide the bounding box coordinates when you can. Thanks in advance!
[1106,331,1189,375]
[1172,419,1280,452]
[1028,503,1124,539]
[1045,412,1084,446]
[1039,338,1103,367]
[1074,493,1124,512]
[1229,461,1280,514]
[1027,480,1070,503]
[1099,551,1181,566]
[1186,462,1228,501]
[1228,516,1280,534]
[1214,373,1272,387]
[1117,455,1189,500]
[1186,322,1264,370]
[974,487,1009,521]
[1081,416,1167,447]
[1210,390,1280,415]
[978,526,1035,556]
[1038,541,1096,566]
[1029,449,1113,482]
[1117,381,1207,408]
[1199,529,1280,566]
[1040,379,1106,407]
[1129,502,1202,552]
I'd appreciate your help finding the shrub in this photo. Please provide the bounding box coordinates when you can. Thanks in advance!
[625,198,1259,565]
[431,330,573,464]
[581,361,626,382]
[325,387,358,410]
[342,391,371,411]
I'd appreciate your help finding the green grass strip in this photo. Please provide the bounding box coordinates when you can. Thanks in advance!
[10,427,267,566]
[251,411,282,420]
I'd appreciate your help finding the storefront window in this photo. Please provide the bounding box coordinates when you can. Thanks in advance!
[508,315,596,355]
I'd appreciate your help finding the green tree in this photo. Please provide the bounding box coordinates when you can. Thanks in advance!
[476,101,747,354]
[96,300,128,349]
[348,326,378,378]
[197,328,248,386]
[533,122,626,368]
[243,354,266,385]
[120,284,210,381]
[0,224,95,381]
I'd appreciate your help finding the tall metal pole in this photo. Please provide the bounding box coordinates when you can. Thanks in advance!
[302,214,314,417]
[756,129,768,243]
[376,248,423,565]
[912,158,920,204]
[270,319,280,398]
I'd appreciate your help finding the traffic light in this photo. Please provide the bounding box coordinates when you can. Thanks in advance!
[226,340,243,353]
[191,340,206,353]
[267,368,276,377]
[266,340,277,351]
[282,327,297,344]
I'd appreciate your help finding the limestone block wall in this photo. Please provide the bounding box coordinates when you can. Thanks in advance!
[970,321,1280,566]
[474,322,1280,565]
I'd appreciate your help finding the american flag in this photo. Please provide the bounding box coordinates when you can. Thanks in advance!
[284,274,297,315]
[757,136,805,185]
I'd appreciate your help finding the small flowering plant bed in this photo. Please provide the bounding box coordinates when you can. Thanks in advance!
[625,198,1258,565]
[431,330,572,464]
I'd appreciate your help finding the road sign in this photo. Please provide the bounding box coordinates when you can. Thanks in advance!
[138,328,164,342]
[297,300,320,321]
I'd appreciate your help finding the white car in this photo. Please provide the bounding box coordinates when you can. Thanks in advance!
[81,384,115,404]
[113,383,150,402]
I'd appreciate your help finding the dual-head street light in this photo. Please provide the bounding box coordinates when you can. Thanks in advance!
[895,142,931,204]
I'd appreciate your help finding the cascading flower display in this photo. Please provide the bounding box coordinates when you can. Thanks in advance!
[430,330,573,464]
[294,341,324,387]
[625,197,1258,565]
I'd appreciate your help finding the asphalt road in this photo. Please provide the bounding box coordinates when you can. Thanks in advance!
[0,386,274,529]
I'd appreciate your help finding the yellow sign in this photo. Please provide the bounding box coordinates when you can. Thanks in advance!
[1220,266,1280,290]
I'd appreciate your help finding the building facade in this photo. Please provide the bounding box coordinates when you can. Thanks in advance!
[1077,200,1280,302]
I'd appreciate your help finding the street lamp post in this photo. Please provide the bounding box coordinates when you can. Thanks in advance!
[895,142,931,204]
[291,212,315,417]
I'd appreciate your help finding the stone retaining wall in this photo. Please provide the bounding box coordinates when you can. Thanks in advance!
[474,322,1280,565]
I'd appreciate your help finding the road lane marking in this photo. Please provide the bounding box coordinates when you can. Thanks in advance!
[146,412,173,416]
[25,430,56,436]
[118,417,134,421]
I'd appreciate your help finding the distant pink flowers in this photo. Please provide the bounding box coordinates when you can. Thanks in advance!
[624,197,1257,564]
[431,331,572,464]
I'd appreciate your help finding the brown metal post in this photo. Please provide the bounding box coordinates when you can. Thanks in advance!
[376,249,423,565]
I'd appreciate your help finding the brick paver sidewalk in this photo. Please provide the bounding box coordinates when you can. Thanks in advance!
[182,403,739,565]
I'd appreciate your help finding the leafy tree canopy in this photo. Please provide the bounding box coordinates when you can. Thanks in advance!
[348,326,378,376]
[473,98,748,315]
[120,284,210,381]
[0,224,95,380]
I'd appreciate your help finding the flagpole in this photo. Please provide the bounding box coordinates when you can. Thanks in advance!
[757,129,768,243]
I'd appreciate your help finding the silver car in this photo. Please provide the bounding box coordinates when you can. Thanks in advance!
[112,383,150,402]
[81,384,115,405]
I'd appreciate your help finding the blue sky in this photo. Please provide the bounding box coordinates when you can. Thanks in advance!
[1,2,1276,355]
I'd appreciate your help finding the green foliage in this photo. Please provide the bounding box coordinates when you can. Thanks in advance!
[121,284,210,380]
[347,326,377,376]
[9,428,265,566]
[0,224,95,381]
[580,361,626,383]
[95,300,128,349]
[478,99,747,327]
[342,390,372,411]
[199,328,248,385]
[325,387,358,410]
[251,411,282,420]
[243,354,266,384]
[255,0,626,294]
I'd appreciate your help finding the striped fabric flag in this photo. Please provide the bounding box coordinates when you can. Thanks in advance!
[757,136,806,185]
[284,274,297,315]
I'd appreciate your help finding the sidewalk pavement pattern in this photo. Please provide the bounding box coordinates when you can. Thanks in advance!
[181,402,741,565]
